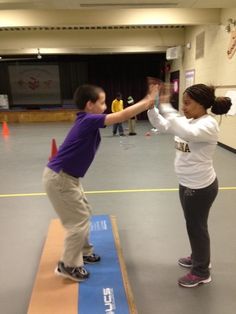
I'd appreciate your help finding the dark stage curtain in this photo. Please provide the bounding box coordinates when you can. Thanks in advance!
[59,59,88,101]
[87,54,166,119]
[0,53,166,114]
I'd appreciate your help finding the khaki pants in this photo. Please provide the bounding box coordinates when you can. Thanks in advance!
[42,167,93,267]
[128,119,136,133]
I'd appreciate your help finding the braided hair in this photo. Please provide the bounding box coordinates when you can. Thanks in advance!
[184,84,232,115]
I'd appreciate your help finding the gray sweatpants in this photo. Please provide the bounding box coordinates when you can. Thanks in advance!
[42,167,94,267]
[179,178,218,277]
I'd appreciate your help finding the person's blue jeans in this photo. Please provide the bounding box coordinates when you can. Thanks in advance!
[113,123,124,135]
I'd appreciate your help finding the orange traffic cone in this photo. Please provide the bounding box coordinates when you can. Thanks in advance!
[49,138,58,160]
[2,121,9,136]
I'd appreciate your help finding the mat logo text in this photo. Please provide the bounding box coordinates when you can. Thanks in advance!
[103,288,116,313]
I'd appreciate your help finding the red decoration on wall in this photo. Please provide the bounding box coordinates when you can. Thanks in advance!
[227,30,236,59]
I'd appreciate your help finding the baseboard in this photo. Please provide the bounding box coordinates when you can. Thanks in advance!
[218,142,236,154]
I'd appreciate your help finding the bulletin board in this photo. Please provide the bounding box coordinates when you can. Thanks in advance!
[214,85,236,152]
[185,69,195,88]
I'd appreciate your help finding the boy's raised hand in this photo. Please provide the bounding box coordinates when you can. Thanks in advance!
[159,83,174,104]
[145,77,161,109]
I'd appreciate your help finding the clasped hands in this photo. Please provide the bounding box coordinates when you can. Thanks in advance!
[145,77,173,110]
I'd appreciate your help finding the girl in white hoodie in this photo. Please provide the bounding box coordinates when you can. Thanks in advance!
[148,83,232,288]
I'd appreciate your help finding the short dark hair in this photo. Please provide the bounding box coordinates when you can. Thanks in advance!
[73,84,104,110]
[184,84,232,115]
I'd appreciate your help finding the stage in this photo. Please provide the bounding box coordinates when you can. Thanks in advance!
[0,109,77,123]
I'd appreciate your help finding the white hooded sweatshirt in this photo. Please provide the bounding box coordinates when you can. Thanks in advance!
[148,104,219,189]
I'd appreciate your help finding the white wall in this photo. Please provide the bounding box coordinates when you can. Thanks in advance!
[0,28,185,54]
[171,8,236,150]
[0,7,235,150]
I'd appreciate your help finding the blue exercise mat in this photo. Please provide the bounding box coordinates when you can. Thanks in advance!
[78,215,130,314]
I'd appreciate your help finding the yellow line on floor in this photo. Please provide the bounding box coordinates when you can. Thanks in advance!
[0,192,46,198]
[0,186,236,198]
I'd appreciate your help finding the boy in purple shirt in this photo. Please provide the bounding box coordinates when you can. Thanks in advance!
[43,84,157,282]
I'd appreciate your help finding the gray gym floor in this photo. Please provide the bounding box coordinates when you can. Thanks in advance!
[0,120,235,314]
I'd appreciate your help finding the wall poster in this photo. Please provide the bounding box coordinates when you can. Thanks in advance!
[185,69,195,88]
[8,64,61,105]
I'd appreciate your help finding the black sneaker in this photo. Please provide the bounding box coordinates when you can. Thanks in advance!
[55,261,89,282]
[83,253,101,264]
[178,256,212,269]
